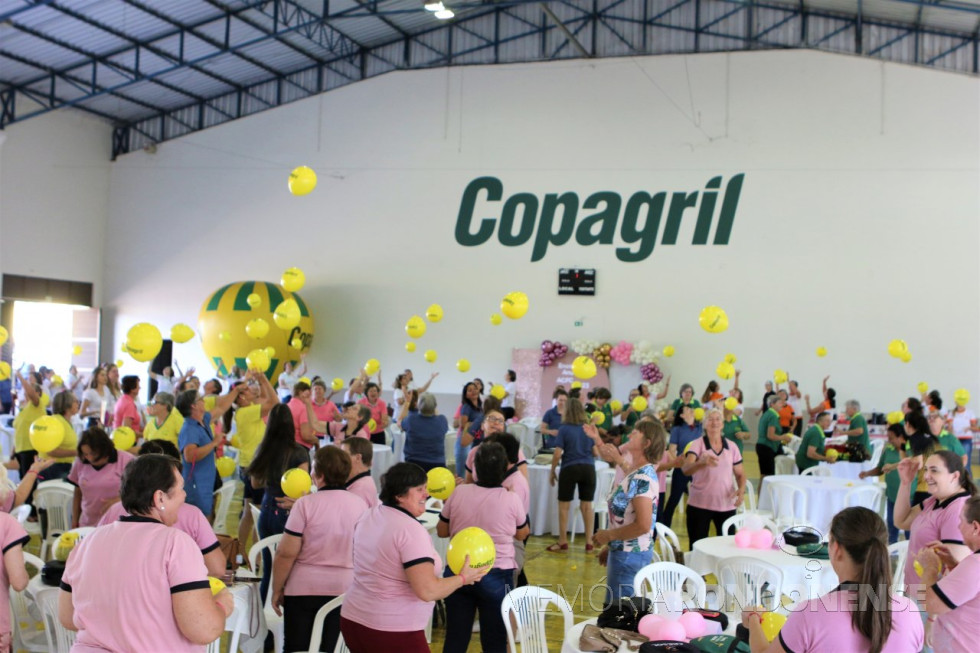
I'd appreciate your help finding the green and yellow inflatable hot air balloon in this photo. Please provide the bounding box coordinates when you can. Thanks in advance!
[198,281,314,382]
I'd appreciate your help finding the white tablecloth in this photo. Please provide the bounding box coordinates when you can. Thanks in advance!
[418,509,449,566]
[817,460,875,480]
[686,535,838,600]
[758,475,869,535]
[528,461,616,537]
[371,443,395,487]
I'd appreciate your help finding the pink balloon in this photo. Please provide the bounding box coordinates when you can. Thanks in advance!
[637,614,665,638]
[733,529,752,548]
[751,529,774,549]
[678,612,707,639]
[651,619,687,641]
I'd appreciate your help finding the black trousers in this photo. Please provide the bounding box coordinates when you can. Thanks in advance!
[283,594,340,653]
[659,468,690,528]
[686,505,736,548]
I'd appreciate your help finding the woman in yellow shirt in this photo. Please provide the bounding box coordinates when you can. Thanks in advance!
[144,392,184,448]
[48,390,82,479]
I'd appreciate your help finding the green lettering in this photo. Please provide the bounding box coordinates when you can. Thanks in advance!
[498,193,538,246]
[531,192,578,262]
[692,176,722,245]
[455,177,502,246]
[661,191,699,244]
[714,174,744,245]
[575,192,621,246]
[616,192,666,262]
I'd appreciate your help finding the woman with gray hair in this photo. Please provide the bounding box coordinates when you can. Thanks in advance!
[399,391,449,472]
[144,391,184,448]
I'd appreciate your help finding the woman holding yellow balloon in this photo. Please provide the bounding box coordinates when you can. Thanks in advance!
[742,507,923,652]
[46,390,82,480]
[68,428,136,527]
[341,463,489,653]
[358,382,390,445]
[438,443,529,652]
[12,370,50,489]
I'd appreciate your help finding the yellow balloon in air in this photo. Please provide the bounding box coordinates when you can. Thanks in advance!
[570,381,582,390]
[724,396,739,411]
[500,292,529,320]
[887,339,908,358]
[631,396,648,412]
[716,362,735,380]
[490,313,502,326]
[281,267,305,292]
[816,346,827,357]
[0,325,7,347]
[424,350,437,363]
[900,351,912,363]
[698,306,729,333]
[245,318,270,340]
[281,468,312,499]
[112,426,136,451]
[246,348,271,372]
[29,416,64,454]
[72,345,83,356]
[917,382,929,394]
[490,385,506,400]
[724,353,737,364]
[405,316,426,339]
[247,293,262,308]
[170,323,195,344]
[364,358,380,376]
[693,407,705,422]
[773,369,788,384]
[273,298,301,330]
[456,359,470,373]
[331,378,344,391]
[427,467,455,500]
[0,362,10,381]
[571,356,597,380]
[954,388,971,406]
[425,304,444,323]
[265,347,276,358]
[405,342,417,353]
[115,359,124,368]
[125,323,163,362]
[216,456,236,478]
[663,345,675,357]
[447,526,496,574]
[288,166,317,196]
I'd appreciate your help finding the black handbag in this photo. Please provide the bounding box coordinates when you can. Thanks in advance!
[597,597,653,631]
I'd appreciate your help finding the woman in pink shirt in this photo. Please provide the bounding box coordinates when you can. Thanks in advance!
[437,443,530,653]
[894,449,975,593]
[340,437,380,508]
[59,454,234,651]
[742,507,923,652]
[272,446,368,652]
[340,463,488,653]
[0,511,29,652]
[310,401,371,442]
[113,375,143,435]
[287,380,317,449]
[357,383,389,445]
[68,428,136,527]
[681,408,747,548]
[309,378,340,440]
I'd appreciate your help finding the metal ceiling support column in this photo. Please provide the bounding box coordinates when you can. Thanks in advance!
[856,0,863,54]
[0,90,14,129]
[696,0,702,52]
[913,1,924,63]
[746,0,754,50]
[540,3,591,57]
[111,126,129,160]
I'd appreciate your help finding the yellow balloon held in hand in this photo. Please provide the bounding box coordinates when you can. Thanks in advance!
[112,426,136,451]
[816,346,828,358]
[273,298,301,330]
[663,345,675,357]
[609,400,623,413]
[500,292,529,320]
[364,358,380,376]
[281,468,312,499]
[571,356,597,380]
[773,369,788,384]
[405,315,427,339]
[456,359,470,373]
[405,342,417,353]
[698,305,729,334]
[281,267,305,293]
[246,348,271,372]
[760,612,787,642]
[245,318,270,340]
[216,457,236,478]
[490,313,502,326]
[424,350,437,364]
[331,378,344,392]
[490,385,506,400]
[447,527,496,574]
[367,418,377,432]
[591,411,605,426]
[425,304,444,323]
[29,416,64,454]
[724,396,739,411]
[247,293,262,308]
[208,576,227,596]
[427,467,455,500]
[288,166,317,196]
[693,407,705,422]
[72,345,83,356]
[631,396,648,413]
[170,323,195,344]
[825,448,840,461]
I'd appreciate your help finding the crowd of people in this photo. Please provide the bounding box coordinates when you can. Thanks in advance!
[0,358,978,652]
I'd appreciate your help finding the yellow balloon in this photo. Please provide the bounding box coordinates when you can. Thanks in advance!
[571,356,597,380]
[424,350,438,363]
[490,385,506,400]
[216,456,236,478]
[331,378,344,391]
[115,359,124,368]
[299,376,310,385]
[447,526,496,574]
[773,369,788,384]
[825,448,840,461]
[427,467,456,500]
[273,298,301,330]
[265,347,276,358]
[405,315,427,339]
[886,411,904,425]
[281,468,312,499]
[663,345,675,357]
[245,318,270,340]
[954,388,971,406]
[609,400,623,412]
[591,411,605,426]
[367,418,377,432]
[500,292,529,320]
[72,345,83,356]
[112,426,136,451]
[247,293,262,308]
[816,346,828,357]
[716,362,735,380]
[693,407,705,422]
[53,531,79,562]
[288,166,317,196]
[405,342,417,353]
[698,306,729,333]
[456,359,470,373]
[917,382,929,394]
[900,351,912,363]
[887,339,908,358]
[290,337,303,349]
[490,313,502,326]
[281,267,306,293]
[29,416,64,454]
[51,375,63,387]
[208,576,227,596]
[170,323,195,344]
[364,358,380,375]
[631,396,648,412]
[724,353,737,364]
[760,612,787,642]
[0,362,10,381]
[570,381,582,390]
[246,348,271,372]
[0,325,7,347]
[125,323,163,362]
[724,396,739,411]
[425,304,444,323]
[218,331,231,342]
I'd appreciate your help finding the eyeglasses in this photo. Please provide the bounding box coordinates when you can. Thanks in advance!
[485,417,505,424]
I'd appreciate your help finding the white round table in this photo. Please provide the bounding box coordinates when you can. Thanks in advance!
[817,460,875,480]
[528,461,615,537]
[758,475,871,535]
[371,443,395,487]
[686,535,838,599]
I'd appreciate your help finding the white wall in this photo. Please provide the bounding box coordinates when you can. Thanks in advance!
[0,110,112,306]
[86,49,980,413]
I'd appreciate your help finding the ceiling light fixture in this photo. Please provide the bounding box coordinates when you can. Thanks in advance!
[423,0,444,10]
[434,7,454,19]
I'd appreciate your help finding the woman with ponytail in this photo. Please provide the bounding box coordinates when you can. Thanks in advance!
[742,507,923,652]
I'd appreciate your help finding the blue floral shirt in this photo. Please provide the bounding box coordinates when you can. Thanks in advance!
[607,463,658,552]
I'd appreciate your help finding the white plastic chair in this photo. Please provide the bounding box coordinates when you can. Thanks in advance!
[10,552,47,653]
[425,497,443,512]
[12,503,31,525]
[766,481,808,529]
[569,467,615,542]
[889,541,908,595]
[654,523,681,563]
[33,585,76,652]
[212,479,241,535]
[844,485,884,515]
[868,439,886,468]
[307,594,349,653]
[721,513,779,536]
[34,480,75,560]
[249,534,283,653]
[632,562,707,611]
[501,585,573,653]
[801,466,832,477]
[717,556,784,613]
[782,436,803,455]
[774,455,797,475]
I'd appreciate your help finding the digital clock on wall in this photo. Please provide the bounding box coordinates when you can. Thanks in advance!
[558,268,595,296]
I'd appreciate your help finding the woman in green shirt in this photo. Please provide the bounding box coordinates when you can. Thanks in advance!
[666,384,701,424]
[859,424,909,544]
[722,402,751,453]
